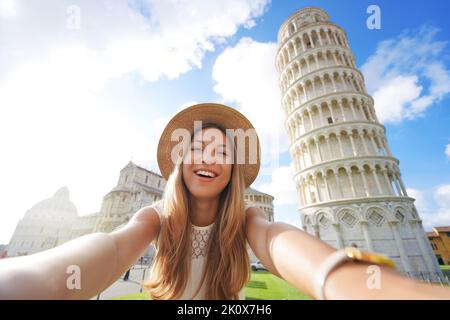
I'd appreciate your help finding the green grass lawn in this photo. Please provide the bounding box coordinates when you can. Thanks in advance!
[440,265,450,280]
[111,271,311,300]
[111,292,150,300]
[244,271,311,300]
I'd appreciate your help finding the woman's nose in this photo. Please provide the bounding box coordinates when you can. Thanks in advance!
[202,149,216,165]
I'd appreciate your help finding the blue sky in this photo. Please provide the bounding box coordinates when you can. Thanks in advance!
[0,0,449,243]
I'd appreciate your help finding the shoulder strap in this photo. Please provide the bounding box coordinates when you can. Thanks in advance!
[150,200,164,249]
[151,200,164,222]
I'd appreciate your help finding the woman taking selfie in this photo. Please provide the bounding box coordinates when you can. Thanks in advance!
[0,103,449,300]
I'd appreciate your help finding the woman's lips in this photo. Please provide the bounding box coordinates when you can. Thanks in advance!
[194,172,217,182]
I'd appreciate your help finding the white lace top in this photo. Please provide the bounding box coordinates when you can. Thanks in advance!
[150,200,250,300]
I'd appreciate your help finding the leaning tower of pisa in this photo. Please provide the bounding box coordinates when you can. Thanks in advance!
[276,7,444,281]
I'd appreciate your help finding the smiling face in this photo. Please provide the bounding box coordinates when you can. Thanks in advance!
[182,127,233,201]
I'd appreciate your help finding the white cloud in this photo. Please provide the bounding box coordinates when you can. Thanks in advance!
[408,186,450,230]
[0,0,16,17]
[362,26,450,124]
[435,185,450,209]
[371,75,422,123]
[0,0,270,82]
[407,188,429,213]
[0,0,270,243]
[257,163,298,206]
[445,144,450,160]
[212,37,289,177]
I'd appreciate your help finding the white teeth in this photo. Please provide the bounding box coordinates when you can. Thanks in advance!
[195,170,216,178]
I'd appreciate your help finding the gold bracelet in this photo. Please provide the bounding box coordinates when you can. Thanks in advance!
[314,247,396,300]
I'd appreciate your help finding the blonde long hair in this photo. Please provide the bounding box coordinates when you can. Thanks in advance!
[144,123,251,300]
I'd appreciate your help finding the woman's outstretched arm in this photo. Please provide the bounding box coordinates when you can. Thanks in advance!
[245,207,450,299]
[0,206,160,300]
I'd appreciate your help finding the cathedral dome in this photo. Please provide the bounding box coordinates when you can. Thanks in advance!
[27,186,78,217]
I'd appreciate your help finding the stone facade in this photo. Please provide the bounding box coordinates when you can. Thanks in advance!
[7,187,78,256]
[245,188,274,223]
[93,161,166,233]
[276,7,444,281]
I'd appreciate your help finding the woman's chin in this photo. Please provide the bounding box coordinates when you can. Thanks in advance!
[189,189,222,201]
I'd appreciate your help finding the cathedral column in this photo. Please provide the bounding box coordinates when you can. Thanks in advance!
[331,75,337,92]
[312,223,320,238]
[337,133,345,157]
[367,103,375,121]
[309,32,315,49]
[370,106,378,122]
[355,101,363,120]
[299,180,307,206]
[369,133,378,154]
[359,132,370,155]
[312,54,318,70]
[322,171,332,201]
[306,58,311,73]
[360,220,374,251]
[332,32,339,46]
[338,100,347,121]
[328,101,336,121]
[318,103,325,126]
[410,220,441,279]
[296,147,303,169]
[325,29,332,46]
[350,100,358,120]
[360,167,370,197]
[334,169,344,198]
[312,81,317,98]
[294,121,300,140]
[307,108,314,130]
[286,46,291,61]
[315,138,323,162]
[345,167,356,197]
[325,136,333,160]
[317,30,323,46]
[348,132,357,156]
[332,51,338,66]
[382,169,395,195]
[294,89,300,108]
[332,223,345,248]
[301,144,307,168]
[372,167,383,195]
[392,172,403,196]
[303,85,308,101]
[397,173,408,197]
[389,221,413,274]
[313,175,322,202]
[306,141,314,165]
[300,116,306,135]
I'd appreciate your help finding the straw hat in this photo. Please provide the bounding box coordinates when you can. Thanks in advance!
[156,103,261,188]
